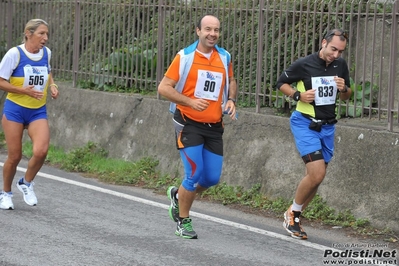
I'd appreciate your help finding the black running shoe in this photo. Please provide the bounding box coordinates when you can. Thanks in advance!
[167,186,179,222]
[283,206,308,240]
[175,218,198,239]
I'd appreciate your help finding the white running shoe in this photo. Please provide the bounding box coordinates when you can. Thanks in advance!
[0,192,14,210]
[17,181,37,206]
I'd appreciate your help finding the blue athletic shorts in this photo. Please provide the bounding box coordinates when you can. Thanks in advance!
[290,111,335,163]
[2,99,48,126]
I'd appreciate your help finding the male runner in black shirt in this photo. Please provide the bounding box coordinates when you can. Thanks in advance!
[276,29,352,239]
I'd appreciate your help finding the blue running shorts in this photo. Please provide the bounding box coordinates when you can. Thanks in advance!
[3,99,48,126]
[290,111,335,163]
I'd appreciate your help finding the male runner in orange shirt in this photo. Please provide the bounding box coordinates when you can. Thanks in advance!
[158,14,237,239]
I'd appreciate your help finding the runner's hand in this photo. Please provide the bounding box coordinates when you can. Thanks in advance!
[190,98,210,112]
[299,89,315,103]
[25,85,44,100]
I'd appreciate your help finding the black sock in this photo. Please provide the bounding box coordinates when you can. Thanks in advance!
[178,216,189,222]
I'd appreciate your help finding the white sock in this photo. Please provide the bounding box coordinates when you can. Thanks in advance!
[292,200,303,212]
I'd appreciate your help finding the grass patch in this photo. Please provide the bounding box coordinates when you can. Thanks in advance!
[17,140,398,243]
[0,131,6,149]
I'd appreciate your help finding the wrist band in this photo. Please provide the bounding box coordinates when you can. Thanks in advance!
[293,91,301,101]
[228,98,236,104]
[49,83,58,89]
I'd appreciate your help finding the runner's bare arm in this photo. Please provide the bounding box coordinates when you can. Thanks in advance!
[158,76,209,111]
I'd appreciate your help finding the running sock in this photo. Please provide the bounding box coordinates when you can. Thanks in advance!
[19,177,31,187]
[178,216,189,221]
[292,200,303,212]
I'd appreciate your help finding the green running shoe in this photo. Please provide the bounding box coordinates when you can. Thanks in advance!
[167,186,179,222]
[175,218,198,239]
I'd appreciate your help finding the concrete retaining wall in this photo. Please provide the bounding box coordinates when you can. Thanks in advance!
[1,84,398,233]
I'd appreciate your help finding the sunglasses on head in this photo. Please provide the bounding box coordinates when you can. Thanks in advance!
[326,30,348,40]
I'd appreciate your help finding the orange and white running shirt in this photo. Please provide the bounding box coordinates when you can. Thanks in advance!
[165,49,234,123]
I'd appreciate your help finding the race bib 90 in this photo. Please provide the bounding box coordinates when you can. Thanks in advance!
[194,70,223,101]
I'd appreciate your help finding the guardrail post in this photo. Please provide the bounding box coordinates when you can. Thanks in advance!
[72,0,81,88]
[387,0,398,131]
[156,0,164,99]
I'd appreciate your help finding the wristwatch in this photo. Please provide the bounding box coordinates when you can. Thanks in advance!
[341,86,348,93]
[293,91,301,101]
[228,98,236,105]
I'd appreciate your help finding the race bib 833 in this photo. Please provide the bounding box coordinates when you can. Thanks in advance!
[311,76,337,106]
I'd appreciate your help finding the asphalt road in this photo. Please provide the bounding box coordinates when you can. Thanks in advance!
[0,154,396,266]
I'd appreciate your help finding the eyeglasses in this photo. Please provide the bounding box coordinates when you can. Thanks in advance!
[325,30,348,41]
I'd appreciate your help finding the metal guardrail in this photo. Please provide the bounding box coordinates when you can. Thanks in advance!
[0,0,398,131]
